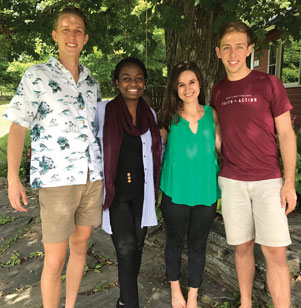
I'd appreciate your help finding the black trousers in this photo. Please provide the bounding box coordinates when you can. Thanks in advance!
[110,191,147,308]
[161,193,217,288]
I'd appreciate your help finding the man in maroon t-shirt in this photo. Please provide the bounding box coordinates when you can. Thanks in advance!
[211,21,297,308]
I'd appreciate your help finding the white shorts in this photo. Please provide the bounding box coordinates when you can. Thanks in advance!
[218,176,291,247]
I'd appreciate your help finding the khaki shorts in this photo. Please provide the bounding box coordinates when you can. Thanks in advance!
[39,178,103,244]
[218,176,291,247]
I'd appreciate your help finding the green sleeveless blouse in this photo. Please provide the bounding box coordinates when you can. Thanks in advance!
[160,105,220,206]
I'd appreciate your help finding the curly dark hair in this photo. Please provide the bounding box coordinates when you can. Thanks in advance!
[158,61,205,130]
[113,57,148,83]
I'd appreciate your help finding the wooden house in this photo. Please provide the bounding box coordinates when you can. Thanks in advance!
[250,27,301,130]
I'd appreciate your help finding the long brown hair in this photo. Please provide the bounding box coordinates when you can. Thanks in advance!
[158,61,205,130]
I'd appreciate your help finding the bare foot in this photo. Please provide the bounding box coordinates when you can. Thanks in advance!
[170,281,186,308]
[187,287,198,308]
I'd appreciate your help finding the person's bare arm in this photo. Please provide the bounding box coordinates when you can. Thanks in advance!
[275,111,297,215]
[212,108,222,153]
[7,123,28,212]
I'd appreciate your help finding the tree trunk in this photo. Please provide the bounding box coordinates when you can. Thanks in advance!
[164,0,225,104]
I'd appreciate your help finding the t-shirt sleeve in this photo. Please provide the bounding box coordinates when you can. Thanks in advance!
[3,67,41,128]
[268,74,292,118]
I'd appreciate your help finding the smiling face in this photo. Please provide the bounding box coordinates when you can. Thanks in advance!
[177,70,200,105]
[115,64,145,104]
[52,13,88,60]
[215,31,253,81]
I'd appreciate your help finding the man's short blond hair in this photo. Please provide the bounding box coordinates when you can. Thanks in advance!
[53,6,87,32]
[217,21,254,46]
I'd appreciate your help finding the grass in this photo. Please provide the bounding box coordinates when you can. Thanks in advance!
[0,226,29,255]
[0,129,30,177]
[0,215,17,225]
[0,129,31,149]
[0,97,30,158]
[0,99,10,106]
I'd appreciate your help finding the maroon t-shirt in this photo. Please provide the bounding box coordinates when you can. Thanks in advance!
[211,70,292,181]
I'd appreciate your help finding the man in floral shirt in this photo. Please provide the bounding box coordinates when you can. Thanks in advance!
[4,7,103,308]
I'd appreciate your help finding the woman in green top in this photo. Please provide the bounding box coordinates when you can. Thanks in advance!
[158,61,221,308]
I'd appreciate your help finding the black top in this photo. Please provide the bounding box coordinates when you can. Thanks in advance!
[115,131,144,196]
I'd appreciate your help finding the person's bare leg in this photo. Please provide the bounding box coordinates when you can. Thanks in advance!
[235,240,255,308]
[170,280,186,308]
[261,245,290,308]
[186,287,198,308]
[65,225,92,308]
[41,241,68,308]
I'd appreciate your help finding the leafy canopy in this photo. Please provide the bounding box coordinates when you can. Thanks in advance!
[0,0,300,96]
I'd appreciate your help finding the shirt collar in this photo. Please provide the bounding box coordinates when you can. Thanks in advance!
[48,56,91,82]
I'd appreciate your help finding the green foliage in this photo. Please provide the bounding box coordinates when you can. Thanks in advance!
[6,252,21,267]
[1,0,299,97]
[81,25,166,97]
[281,40,301,84]
[0,0,47,61]
[29,251,44,258]
[80,48,116,98]
[0,37,19,96]
[7,56,39,79]
[94,263,103,273]
[0,0,167,97]
[192,0,301,45]
[0,216,16,225]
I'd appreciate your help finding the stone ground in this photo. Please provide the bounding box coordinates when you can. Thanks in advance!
[0,178,237,308]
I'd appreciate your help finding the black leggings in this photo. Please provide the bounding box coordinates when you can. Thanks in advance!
[161,193,216,288]
[109,191,147,308]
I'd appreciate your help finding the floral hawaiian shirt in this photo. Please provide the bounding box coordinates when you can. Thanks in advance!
[4,56,103,188]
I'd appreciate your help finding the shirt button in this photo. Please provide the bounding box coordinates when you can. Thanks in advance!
[82,121,85,124]
[70,77,73,80]
[80,106,83,110]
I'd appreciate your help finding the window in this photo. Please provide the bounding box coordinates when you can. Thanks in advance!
[268,43,278,75]
[268,40,301,87]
